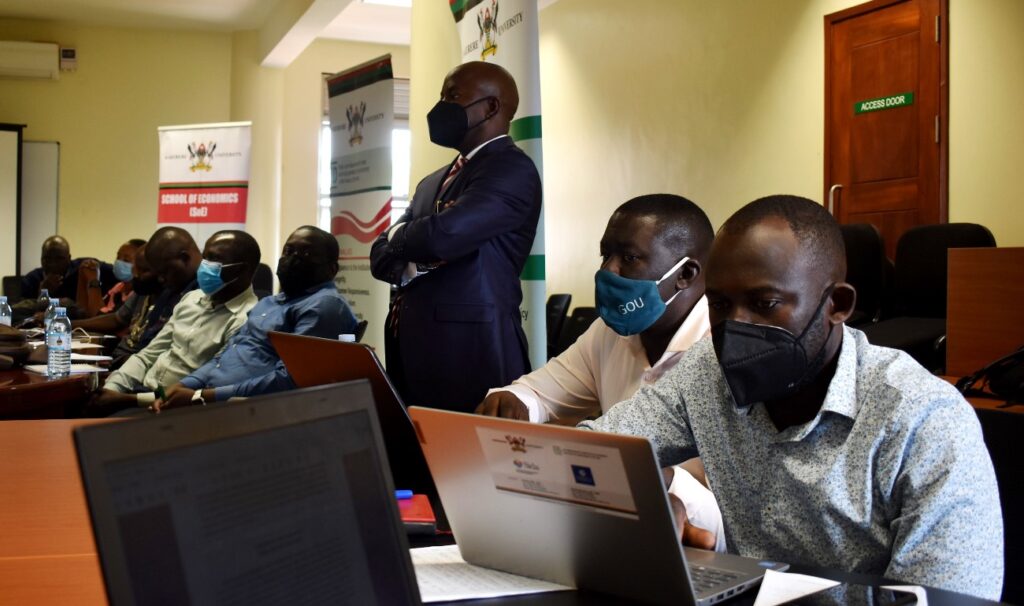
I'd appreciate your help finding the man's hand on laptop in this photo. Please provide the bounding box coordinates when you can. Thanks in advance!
[662,468,716,550]
[475,391,530,420]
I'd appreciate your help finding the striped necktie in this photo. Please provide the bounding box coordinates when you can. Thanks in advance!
[440,155,466,195]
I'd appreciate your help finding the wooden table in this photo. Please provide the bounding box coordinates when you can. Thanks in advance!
[0,419,1004,606]
[0,369,95,419]
[0,419,111,604]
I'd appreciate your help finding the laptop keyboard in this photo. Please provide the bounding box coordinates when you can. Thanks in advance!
[689,565,741,594]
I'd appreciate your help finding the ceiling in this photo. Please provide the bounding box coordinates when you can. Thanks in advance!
[0,0,277,31]
[0,0,562,48]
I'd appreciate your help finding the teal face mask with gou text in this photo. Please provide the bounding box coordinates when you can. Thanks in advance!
[594,257,688,336]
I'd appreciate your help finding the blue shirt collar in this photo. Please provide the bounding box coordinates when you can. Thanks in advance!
[274,280,337,303]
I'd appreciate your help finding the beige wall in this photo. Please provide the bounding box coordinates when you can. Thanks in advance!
[410,0,1024,307]
[0,19,233,262]
[0,20,409,270]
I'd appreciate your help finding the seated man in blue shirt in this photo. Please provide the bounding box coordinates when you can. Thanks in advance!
[582,195,1003,599]
[155,226,357,409]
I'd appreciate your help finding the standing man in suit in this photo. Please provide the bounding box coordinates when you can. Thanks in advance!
[371,61,542,412]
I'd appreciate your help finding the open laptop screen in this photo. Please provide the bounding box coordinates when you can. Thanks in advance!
[77,382,420,606]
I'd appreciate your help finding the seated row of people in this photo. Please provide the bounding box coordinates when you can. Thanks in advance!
[78,225,356,415]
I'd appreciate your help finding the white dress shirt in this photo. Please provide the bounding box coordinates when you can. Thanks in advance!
[489,296,726,550]
[494,296,711,425]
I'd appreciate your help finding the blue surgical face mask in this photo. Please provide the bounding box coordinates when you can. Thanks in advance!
[113,259,133,282]
[594,256,689,336]
[197,259,242,296]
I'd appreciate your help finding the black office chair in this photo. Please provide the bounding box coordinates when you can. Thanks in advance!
[839,224,886,327]
[2,276,22,304]
[252,263,274,299]
[546,294,572,359]
[553,306,598,357]
[975,407,1024,603]
[354,320,368,343]
[862,223,996,372]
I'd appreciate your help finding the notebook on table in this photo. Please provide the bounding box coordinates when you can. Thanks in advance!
[408,406,788,606]
[75,381,422,606]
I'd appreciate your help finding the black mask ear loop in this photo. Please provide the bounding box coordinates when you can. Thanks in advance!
[465,96,497,132]
[793,283,838,385]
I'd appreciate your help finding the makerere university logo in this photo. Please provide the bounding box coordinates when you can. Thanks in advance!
[346,101,366,146]
[187,142,216,172]
[478,0,499,59]
[504,434,527,453]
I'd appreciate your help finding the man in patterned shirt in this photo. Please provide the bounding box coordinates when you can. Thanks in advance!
[581,195,1003,599]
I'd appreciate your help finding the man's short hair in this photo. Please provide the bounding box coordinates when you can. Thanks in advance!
[616,194,714,262]
[211,230,261,267]
[296,225,339,263]
[721,195,846,280]
[127,238,147,248]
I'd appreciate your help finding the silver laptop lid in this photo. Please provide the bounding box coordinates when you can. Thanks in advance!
[76,381,421,606]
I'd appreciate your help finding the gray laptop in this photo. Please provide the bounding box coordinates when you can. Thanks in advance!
[75,381,422,606]
[408,407,787,606]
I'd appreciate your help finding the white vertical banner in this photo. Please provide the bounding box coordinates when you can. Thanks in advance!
[327,55,394,353]
[452,0,547,369]
[157,122,252,246]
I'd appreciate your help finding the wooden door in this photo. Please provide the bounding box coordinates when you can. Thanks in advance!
[825,0,947,259]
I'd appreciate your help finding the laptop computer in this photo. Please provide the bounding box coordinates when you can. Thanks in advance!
[269,331,447,532]
[408,406,788,606]
[75,381,422,606]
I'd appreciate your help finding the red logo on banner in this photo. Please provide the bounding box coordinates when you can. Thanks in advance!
[332,198,392,243]
[157,187,248,223]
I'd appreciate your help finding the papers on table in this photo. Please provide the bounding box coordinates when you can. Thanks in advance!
[753,570,839,606]
[753,570,927,606]
[70,353,113,362]
[28,340,106,350]
[24,364,108,375]
[410,545,571,603]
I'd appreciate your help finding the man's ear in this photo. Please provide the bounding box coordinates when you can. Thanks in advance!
[829,282,857,324]
[673,259,702,292]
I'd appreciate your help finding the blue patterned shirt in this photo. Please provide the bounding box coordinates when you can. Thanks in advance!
[580,326,1003,599]
[180,282,357,400]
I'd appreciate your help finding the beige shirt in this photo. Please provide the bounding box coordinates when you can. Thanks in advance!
[105,287,258,396]
[494,296,711,424]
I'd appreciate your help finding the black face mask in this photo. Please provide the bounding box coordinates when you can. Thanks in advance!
[277,256,322,296]
[711,285,836,408]
[426,97,493,148]
[131,275,162,296]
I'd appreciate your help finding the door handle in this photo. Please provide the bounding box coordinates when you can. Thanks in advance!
[828,184,843,215]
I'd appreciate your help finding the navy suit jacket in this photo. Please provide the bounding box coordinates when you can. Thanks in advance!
[370,137,542,412]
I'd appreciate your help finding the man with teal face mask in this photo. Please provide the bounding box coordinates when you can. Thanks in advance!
[91,229,259,414]
[580,196,1003,598]
[478,194,724,550]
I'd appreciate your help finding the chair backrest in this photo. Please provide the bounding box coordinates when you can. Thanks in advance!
[252,263,274,298]
[893,223,996,318]
[553,306,598,357]
[546,294,572,347]
[2,276,22,304]
[975,407,1024,604]
[355,319,369,343]
[840,224,886,324]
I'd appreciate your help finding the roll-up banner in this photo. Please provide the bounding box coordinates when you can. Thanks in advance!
[157,122,252,246]
[327,55,394,354]
[451,0,546,369]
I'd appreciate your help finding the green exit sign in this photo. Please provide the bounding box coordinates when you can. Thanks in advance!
[855,92,915,114]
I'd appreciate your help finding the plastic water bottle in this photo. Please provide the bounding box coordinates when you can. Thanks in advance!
[47,307,72,378]
[43,298,59,332]
[0,296,11,327]
[37,288,50,309]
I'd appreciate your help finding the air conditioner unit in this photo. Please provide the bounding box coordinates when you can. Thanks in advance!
[0,41,59,80]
